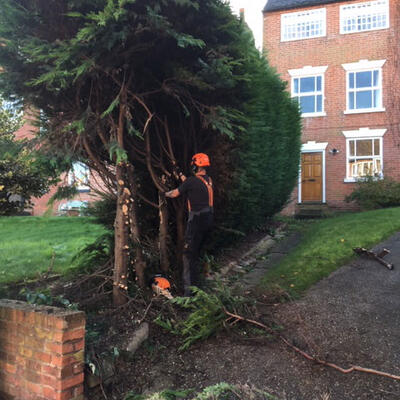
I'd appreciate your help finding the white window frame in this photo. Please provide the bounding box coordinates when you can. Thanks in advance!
[289,66,327,117]
[68,162,90,192]
[342,128,386,182]
[342,59,385,114]
[281,8,326,42]
[340,0,389,35]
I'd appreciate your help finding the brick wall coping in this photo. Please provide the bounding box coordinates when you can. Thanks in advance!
[0,299,85,330]
[0,299,81,316]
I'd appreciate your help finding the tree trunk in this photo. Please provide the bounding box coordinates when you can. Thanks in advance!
[126,163,147,288]
[113,163,129,306]
[158,190,169,273]
[175,201,186,270]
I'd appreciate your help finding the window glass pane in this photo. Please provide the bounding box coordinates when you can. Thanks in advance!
[349,140,355,156]
[374,139,380,155]
[70,162,89,188]
[294,78,299,94]
[300,95,316,113]
[349,73,354,89]
[375,159,382,174]
[349,158,374,177]
[373,70,379,86]
[317,76,322,91]
[349,159,355,177]
[316,95,322,112]
[349,92,355,109]
[357,139,373,156]
[363,159,373,175]
[356,90,372,109]
[373,89,381,107]
[300,77,315,93]
[356,71,372,88]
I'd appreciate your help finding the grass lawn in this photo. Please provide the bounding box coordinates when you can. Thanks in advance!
[261,207,400,296]
[0,216,107,284]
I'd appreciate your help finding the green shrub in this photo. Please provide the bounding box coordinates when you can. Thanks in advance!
[345,176,400,209]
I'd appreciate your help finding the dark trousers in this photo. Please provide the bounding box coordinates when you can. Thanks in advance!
[182,211,213,296]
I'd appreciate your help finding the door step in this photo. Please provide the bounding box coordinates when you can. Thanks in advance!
[295,203,330,219]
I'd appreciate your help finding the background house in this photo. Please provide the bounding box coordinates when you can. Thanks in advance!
[263,0,400,214]
[14,119,102,215]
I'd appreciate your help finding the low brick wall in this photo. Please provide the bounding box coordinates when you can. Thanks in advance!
[0,300,86,400]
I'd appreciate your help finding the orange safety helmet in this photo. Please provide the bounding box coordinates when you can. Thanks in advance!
[153,276,171,290]
[191,153,210,168]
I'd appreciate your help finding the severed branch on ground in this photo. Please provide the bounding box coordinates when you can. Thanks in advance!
[353,247,394,270]
[224,310,400,382]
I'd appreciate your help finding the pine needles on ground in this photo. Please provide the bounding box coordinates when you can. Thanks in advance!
[155,284,255,350]
[124,383,278,400]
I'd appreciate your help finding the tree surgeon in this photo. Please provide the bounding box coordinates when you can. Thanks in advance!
[165,153,214,296]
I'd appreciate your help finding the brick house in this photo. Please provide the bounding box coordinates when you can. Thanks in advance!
[14,118,102,215]
[263,0,400,214]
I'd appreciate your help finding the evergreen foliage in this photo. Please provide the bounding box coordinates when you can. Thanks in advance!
[124,382,277,400]
[0,95,23,137]
[225,54,301,231]
[0,0,301,286]
[0,97,60,215]
[155,285,254,350]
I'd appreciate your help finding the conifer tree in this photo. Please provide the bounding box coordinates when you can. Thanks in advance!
[0,96,60,214]
[0,0,301,303]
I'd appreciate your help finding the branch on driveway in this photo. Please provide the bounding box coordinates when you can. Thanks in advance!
[224,310,400,382]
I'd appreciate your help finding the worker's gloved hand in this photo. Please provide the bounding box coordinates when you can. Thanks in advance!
[179,172,186,182]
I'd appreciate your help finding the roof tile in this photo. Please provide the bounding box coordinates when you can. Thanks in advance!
[264,0,353,13]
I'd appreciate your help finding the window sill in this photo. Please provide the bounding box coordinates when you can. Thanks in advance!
[340,26,389,35]
[281,35,326,43]
[344,108,385,115]
[344,176,383,183]
[302,112,327,118]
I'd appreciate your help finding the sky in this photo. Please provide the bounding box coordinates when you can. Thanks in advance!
[227,0,267,50]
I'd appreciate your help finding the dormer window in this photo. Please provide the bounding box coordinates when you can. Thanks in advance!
[281,8,326,42]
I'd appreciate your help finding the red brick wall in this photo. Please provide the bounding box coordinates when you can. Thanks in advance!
[13,115,103,216]
[0,300,85,400]
[263,0,400,212]
[30,173,103,216]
